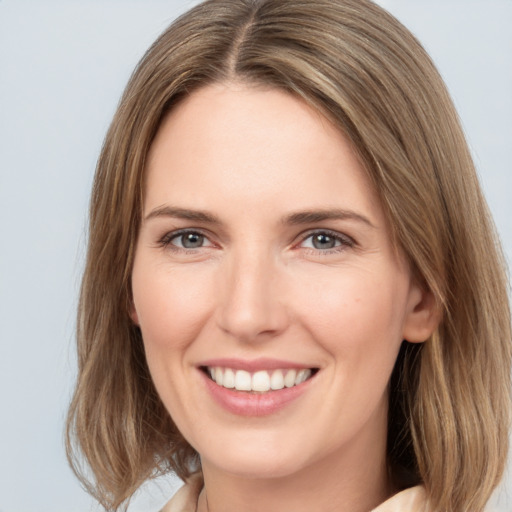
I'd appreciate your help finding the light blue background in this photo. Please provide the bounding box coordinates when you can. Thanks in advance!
[0,1,510,511]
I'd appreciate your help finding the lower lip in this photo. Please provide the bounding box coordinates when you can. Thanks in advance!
[200,370,314,417]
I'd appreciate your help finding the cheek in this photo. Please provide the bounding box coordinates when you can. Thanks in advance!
[131,260,217,428]
[294,267,408,364]
[132,261,215,353]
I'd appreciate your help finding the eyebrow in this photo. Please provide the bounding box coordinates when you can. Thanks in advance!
[144,205,374,228]
[144,206,222,224]
[284,209,375,228]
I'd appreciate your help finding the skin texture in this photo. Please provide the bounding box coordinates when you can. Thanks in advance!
[131,83,437,512]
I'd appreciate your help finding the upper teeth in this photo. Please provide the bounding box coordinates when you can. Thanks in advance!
[208,367,312,392]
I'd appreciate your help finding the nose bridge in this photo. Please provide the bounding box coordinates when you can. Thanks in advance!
[216,243,287,341]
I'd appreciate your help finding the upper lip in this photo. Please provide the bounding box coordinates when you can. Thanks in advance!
[197,357,318,372]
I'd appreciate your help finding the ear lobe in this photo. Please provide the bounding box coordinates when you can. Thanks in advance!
[129,301,140,326]
[402,283,441,343]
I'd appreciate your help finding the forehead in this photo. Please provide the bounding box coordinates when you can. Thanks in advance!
[144,82,383,225]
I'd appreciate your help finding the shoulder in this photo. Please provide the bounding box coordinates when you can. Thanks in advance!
[160,473,203,512]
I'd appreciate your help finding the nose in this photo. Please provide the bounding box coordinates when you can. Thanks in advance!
[215,249,289,343]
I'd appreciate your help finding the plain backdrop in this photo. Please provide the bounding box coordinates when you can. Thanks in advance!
[0,1,511,511]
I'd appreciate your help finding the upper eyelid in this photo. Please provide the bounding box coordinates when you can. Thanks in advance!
[295,228,355,245]
[159,228,214,245]
[163,227,211,238]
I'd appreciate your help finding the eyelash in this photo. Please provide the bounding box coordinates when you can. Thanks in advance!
[299,229,355,255]
[157,229,356,255]
[158,229,213,253]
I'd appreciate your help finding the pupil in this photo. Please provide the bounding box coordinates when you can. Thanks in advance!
[182,233,203,248]
[313,234,335,249]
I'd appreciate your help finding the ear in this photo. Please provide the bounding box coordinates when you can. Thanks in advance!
[129,300,140,326]
[402,281,440,343]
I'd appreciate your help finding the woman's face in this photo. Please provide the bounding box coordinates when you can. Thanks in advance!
[131,83,432,480]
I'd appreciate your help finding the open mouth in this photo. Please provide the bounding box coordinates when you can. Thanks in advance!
[201,366,319,393]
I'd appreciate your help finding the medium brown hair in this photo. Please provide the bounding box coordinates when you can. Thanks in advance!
[66,1,511,510]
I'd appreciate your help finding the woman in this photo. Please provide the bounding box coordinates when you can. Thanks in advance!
[66,1,511,511]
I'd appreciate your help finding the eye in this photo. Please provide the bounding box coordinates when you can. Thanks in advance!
[159,230,214,250]
[174,232,206,249]
[304,233,340,250]
[299,230,354,252]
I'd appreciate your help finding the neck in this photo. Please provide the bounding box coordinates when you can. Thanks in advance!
[198,405,394,512]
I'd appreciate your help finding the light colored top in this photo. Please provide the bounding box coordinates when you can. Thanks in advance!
[160,473,430,512]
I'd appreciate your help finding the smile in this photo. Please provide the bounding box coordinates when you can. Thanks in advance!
[203,366,317,393]
[198,360,320,416]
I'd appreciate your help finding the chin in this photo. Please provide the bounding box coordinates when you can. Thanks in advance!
[196,430,319,481]
[205,452,306,480]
